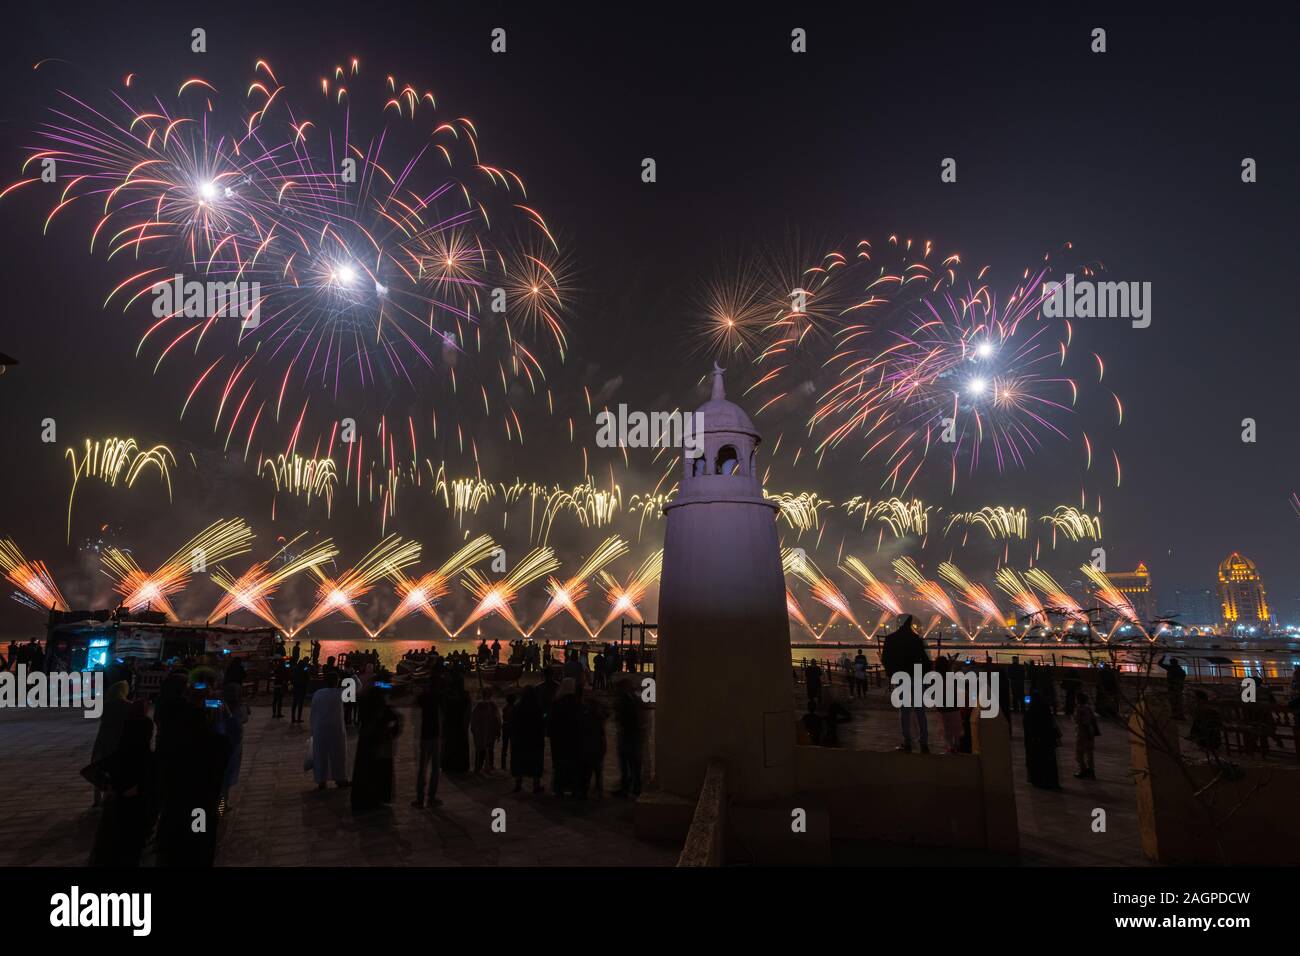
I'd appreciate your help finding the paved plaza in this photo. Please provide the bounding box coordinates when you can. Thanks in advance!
[0,679,1155,867]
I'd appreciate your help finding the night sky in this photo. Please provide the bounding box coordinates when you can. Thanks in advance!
[1,3,1297,633]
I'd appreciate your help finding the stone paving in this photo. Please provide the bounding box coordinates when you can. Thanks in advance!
[0,689,673,868]
[0,677,1183,867]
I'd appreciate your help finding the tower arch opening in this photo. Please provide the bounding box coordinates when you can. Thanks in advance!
[716,444,740,476]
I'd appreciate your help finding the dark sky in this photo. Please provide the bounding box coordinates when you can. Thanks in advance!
[1,2,1297,632]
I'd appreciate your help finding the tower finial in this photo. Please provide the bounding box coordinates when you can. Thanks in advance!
[710,362,725,401]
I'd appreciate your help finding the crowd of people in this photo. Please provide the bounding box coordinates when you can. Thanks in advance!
[73,639,650,867]
[392,637,647,681]
[2,638,45,672]
[82,654,250,866]
[405,656,648,808]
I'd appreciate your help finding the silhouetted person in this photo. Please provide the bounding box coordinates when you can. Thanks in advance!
[351,687,402,815]
[271,659,288,718]
[807,659,826,705]
[471,690,501,772]
[440,676,471,773]
[90,702,157,867]
[613,679,644,797]
[511,685,546,793]
[216,682,247,810]
[580,690,608,798]
[548,678,583,796]
[802,698,825,744]
[223,655,246,691]
[1096,664,1120,718]
[413,677,443,807]
[290,659,310,723]
[1023,693,1062,789]
[90,680,130,807]
[538,667,558,718]
[1189,690,1223,756]
[1034,666,1058,715]
[881,614,930,753]
[1073,691,1098,779]
[1159,655,1186,719]
[156,696,231,866]
[1007,657,1026,713]
[501,692,517,767]
[1062,675,1081,716]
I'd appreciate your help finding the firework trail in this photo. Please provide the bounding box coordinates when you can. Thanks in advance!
[782,548,826,638]
[432,466,496,526]
[840,555,903,627]
[944,506,1027,541]
[768,491,834,535]
[539,480,622,543]
[102,517,254,619]
[0,538,69,612]
[528,535,629,637]
[371,534,498,636]
[785,547,865,636]
[892,557,965,637]
[994,567,1046,633]
[627,490,671,541]
[785,589,821,640]
[1023,568,1088,635]
[456,546,560,636]
[937,561,1004,636]
[208,532,338,628]
[293,534,420,633]
[842,497,930,538]
[65,437,175,543]
[1080,564,1149,640]
[1041,506,1101,545]
[261,454,337,518]
[593,548,663,636]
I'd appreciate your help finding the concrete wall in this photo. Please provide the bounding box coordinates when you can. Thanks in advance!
[792,712,1019,854]
[1130,702,1300,865]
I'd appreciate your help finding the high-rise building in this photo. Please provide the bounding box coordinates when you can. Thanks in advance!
[1218,552,1270,633]
[1170,586,1216,627]
[1107,562,1155,623]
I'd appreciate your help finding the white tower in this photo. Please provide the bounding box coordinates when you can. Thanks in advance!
[654,364,795,801]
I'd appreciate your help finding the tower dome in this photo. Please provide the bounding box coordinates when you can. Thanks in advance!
[679,364,764,493]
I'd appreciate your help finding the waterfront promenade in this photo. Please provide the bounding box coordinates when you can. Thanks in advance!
[0,673,1161,867]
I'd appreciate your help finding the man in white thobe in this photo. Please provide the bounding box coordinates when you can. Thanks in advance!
[310,674,349,789]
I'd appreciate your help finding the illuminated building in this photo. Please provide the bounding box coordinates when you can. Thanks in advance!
[1217,552,1270,633]
[1106,562,1155,623]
